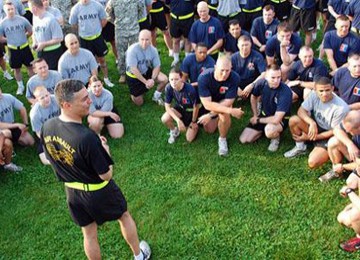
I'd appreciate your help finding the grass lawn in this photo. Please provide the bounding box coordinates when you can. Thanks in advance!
[0,31,357,259]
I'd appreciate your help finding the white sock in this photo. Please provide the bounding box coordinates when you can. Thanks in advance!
[134,251,144,260]
[219,137,226,142]
[173,53,179,61]
[295,142,305,149]
[154,90,162,99]
[17,81,24,87]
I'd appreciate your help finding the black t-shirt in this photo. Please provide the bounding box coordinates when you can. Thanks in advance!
[41,117,114,184]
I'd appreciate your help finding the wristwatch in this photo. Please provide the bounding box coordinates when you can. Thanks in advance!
[345,188,355,195]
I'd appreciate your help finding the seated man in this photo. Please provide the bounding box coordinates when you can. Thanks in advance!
[29,86,60,165]
[284,77,349,169]
[198,56,244,156]
[332,53,360,110]
[319,110,360,182]
[250,4,279,54]
[161,68,201,144]
[0,88,34,146]
[180,42,215,87]
[287,46,328,102]
[324,15,360,76]
[26,58,62,105]
[231,35,266,99]
[265,21,302,81]
[223,19,252,56]
[126,29,168,106]
[337,159,360,252]
[87,75,124,139]
[0,130,22,172]
[188,1,225,61]
[58,33,98,87]
[239,64,292,152]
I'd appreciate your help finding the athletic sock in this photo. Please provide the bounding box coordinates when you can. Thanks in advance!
[295,141,305,149]
[154,90,162,99]
[134,251,144,260]
[173,52,179,62]
[17,81,24,87]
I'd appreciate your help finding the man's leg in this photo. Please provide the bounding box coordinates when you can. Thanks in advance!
[118,211,141,256]
[107,123,124,139]
[218,113,231,138]
[88,116,104,134]
[308,146,329,168]
[81,221,101,260]
[239,127,262,143]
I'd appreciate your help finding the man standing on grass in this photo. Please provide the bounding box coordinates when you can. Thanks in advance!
[197,56,244,156]
[41,79,151,260]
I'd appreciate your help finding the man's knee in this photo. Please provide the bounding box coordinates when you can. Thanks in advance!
[328,136,340,150]
[264,124,281,139]
[131,95,144,106]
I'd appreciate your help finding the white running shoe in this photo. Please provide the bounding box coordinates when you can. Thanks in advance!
[4,162,22,172]
[168,127,180,144]
[268,137,280,152]
[104,78,114,88]
[16,84,24,95]
[139,240,151,260]
[284,145,307,158]
[4,71,13,80]
[218,138,228,156]
[152,95,164,106]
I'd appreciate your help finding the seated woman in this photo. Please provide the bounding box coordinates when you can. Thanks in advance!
[87,75,124,138]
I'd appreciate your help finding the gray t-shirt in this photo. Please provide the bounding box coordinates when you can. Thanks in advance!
[69,0,106,37]
[33,11,63,44]
[0,15,32,46]
[46,6,63,23]
[302,91,350,130]
[30,95,60,133]
[58,48,98,84]
[26,70,63,99]
[217,0,241,16]
[0,93,23,123]
[126,43,161,75]
[89,88,113,114]
[0,0,25,19]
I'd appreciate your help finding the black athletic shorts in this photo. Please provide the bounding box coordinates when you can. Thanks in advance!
[289,6,316,32]
[316,0,328,13]
[104,107,122,125]
[101,22,115,42]
[242,11,262,32]
[66,179,127,227]
[150,9,168,31]
[218,13,245,32]
[38,45,64,70]
[139,15,151,31]
[126,69,152,97]
[80,35,108,58]
[264,0,292,21]
[0,43,5,58]
[9,46,34,69]
[170,16,194,38]
[290,85,304,101]
[246,116,289,132]
[10,127,21,143]
[173,105,193,127]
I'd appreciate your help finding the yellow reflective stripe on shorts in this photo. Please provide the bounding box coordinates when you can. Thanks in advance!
[170,12,194,20]
[126,71,137,79]
[352,27,360,34]
[292,4,300,10]
[242,6,262,13]
[43,43,61,52]
[271,0,288,3]
[81,33,101,41]
[229,11,241,17]
[150,7,164,13]
[138,16,147,23]
[7,42,29,50]
[208,4,217,11]
[210,49,219,55]
[65,180,109,191]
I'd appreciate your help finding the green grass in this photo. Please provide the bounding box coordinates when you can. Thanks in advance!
[0,30,357,259]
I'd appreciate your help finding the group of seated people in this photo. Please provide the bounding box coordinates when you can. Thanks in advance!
[1,0,360,253]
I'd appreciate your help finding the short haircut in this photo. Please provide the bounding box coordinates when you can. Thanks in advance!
[169,67,182,76]
[88,75,101,85]
[348,52,360,61]
[277,21,292,33]
[31,58,46,67]
[315,76,331,86]
[229,19,240,27]
[238,35,251,44]
[263,4,275,12]
[266,64,280,71]
[195,42,208,49]
[55,79,85,106]
[29,0,43,8]
[33,86,47,97]
[336,15,350,22]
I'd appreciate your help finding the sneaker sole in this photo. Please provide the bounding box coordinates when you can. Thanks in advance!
[284,150,307,158]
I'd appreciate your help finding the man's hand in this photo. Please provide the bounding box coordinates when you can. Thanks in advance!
[340,186,349,198]
[347,143,360,162]
[240,84,254,98]
[197,113,213,125]
[287,80,301,88]
[230,107,244,119]
[308,122,318,141]
[145,79,155,89]
[100,135,110,155]
[250,116,258,125]
[176,119,186,132]
[292,132,310,142]
[109,112,120,122]
[280,39,290,47]
[189,122,198,130]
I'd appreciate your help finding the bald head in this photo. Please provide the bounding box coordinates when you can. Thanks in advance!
[197,1,210,21]
[214,56,232,81]
[65,33,80,55]
[139,29,152,49]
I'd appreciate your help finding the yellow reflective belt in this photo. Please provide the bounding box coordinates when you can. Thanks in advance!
[81,33,101,41]
[25,7,30,11]
[138,16,147,23]
[229,11,240,17]
[270,0,288,3]
[170,12,194,20]
[210,49,219,55]
[292,4,300,10]
[43,43,61,52]
[242,6,262,13]
[150,7,164,13]
[126,71,137,79]
[351,27,360,34]
[65,180,109,191]
[7,42,29,50]
[186,108,194,112]
[208,4,217,11]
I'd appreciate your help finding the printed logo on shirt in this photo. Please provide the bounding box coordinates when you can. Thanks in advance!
[219,86,228,94]
[182,97,190,104]
[340,43,349,53]
[200,67,206,73]
[208,26,215,34]
[353,86,360,96]
[247,62,255,70]
[274,97,278,104]
[265,30,272,39]
[308,72,313,79]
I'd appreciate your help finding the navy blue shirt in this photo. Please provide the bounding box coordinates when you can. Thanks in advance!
[288,58,329,82]
[323,30,360,67]
[188,16,225,49]
[166,0,195,15]
[346,0,360,29]
[241,0,263,10]
[329,0,349,15]
[293,0,316,9]
[165,82,199,109]
[252,79,292,117]
[265,33,302,64]
[332,67,360,105]
[231,50,266,88]
[250,17,279,45]
[223,30,252,53]
[180,53,215,83]
[198,68,239,102]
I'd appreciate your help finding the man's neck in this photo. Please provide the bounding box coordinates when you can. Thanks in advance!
[59,113,82,124]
